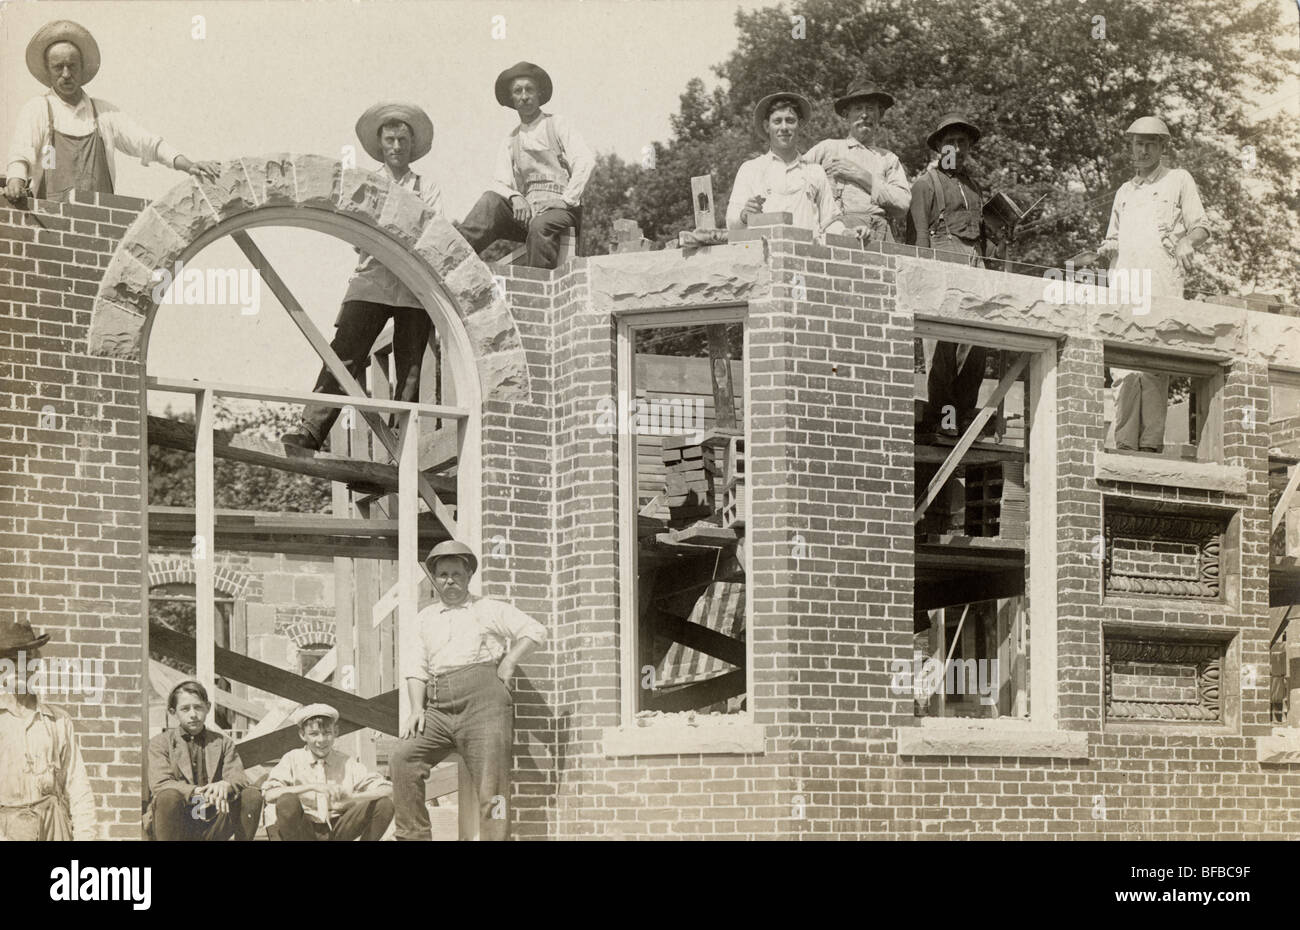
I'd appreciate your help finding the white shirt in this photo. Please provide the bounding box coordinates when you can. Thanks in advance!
[0,693,96,839]
[7,93,181,184]
[804,136,911,220]
[342,166,444,307]
[403,595,548,680]
[262,747,388,827]
[490,111,595,208]
[725,150,842,232]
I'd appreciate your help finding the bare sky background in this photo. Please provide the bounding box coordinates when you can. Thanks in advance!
[2,0,1296,416]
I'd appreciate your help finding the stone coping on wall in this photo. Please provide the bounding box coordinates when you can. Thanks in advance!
[1257,729,1300,763]
[602,715,766,756]
[1094,452,1249,495]
[897,717,1091,759]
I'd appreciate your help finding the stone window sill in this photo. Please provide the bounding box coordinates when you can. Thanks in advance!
[1257,728,1300,763]
[1094,451,1247,495]
[897,718,1090,759]
[602,719,765,757]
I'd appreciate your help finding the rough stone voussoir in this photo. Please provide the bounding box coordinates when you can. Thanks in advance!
[475,349,530,405]
[463,299,522,357]
[292,155,342,207]
[87,299,145,360]
[121,207,187,276]
[378,185,437,246]
[337,168,391,225]
[242,153,296,206]
[413,216,474,278]
[195,160,259,218]
[443,255,498,315]
[98,248,164,316]
[150,180,221,242]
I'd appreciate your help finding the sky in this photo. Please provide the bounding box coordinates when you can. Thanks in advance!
[2,0,1296,414]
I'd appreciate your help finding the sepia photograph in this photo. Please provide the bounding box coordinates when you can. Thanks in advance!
[1,0,1298,905]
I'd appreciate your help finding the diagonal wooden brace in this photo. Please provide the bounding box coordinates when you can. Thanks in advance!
[915,352,1029,523]
[1272,464,1300,534]
[232,231,459,543]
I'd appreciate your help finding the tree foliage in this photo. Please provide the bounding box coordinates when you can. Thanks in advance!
[580,0,1299,302]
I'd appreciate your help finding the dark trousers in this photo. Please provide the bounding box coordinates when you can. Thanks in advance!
[299,299,432,445]
[456,191,580,270]
[389,664,513,841]
[925,343,991,429]
[272,794,394,841]
[152,786,262,841]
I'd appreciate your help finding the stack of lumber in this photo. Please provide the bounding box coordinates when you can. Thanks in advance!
[663,435,717,526]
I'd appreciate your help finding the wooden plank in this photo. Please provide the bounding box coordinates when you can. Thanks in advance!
[1273,464,1300,534]
[915,353,1029,522]
[231,230,460,541]
[194,389,216,704]
[914,569,1024,611]
[355,497,380,770]
[147,415,456,500]
[330,417,358,757]
[149,506,451,538]
[149,623,397,735]
[649,669,745,713]
[149,659,267,721]
[426,761,459,800]
[691,175,717,230]
[148,375,465,420]
[655,614,744,667]
[398,410,419,721]
[706,325,738,430]
[655,524,739,548]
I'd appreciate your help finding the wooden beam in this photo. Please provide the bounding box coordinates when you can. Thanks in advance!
[194,389,216,703]
[149,659,266,721]
[915,569,1024,611]
[1273,464,1300,534]
[650,669,745,713]
[654,613,745,667]
[149,624,397,735]
[148,415,456,500]
[231,230,459,541]
[237,690,398,767]
[148,376,466,420]
[398,410,419,723]
[915,353,1029,522]
[706,325,737,430]
[149,506,450,538]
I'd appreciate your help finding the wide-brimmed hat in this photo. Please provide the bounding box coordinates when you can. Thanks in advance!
[27,20,101,87]
[425,540,479,575]
[355,102,434,163]
[752,91,812,136]
[834,83,895,118]
[1125,116,1170,138]
[927,112,982,151]
[495,61,553,108]
[0,619,50,657]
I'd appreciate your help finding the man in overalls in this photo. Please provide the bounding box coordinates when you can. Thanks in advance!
[456,62,594,269]
[805,83,911,243]
[281,102,443,451]
[4,20,218,205]
[908,114,992,437]
[1097,116,1210,453]
[389,541,547,841]
[0,620,96,840]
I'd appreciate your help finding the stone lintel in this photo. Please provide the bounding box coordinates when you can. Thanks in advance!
[1094,451,1248,495]
[897,723,1090,759]
[603,721,766,756]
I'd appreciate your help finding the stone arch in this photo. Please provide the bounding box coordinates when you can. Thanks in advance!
[147,556,251,599]
[283,619,336,650]
[85,153,530,406]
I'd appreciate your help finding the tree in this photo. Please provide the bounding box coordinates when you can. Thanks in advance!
[582,0,1299,301]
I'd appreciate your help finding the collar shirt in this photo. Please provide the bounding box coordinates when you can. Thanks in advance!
[490,111,595,210]
[1102,165,1208,299]
[7,93,180,184]
[342,167,444,308]
[403,594,548,681]
[725,150,841,233]
[0,692,96,839]
[262,747,388,827]
[804,136,911,220]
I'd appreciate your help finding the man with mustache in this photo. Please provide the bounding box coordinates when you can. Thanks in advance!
[727,92,845,235]
[5,20,218,204]
[389,541,547,841]
[805,83,910,242]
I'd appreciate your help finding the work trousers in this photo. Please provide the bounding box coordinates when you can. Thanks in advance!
[456,191,580,270]
[924,342,992,431]
[298,299,432,445]
[389,663,513,841]
[152,786,263,841]
[272,794,394,841]
[1113,370,1170,452]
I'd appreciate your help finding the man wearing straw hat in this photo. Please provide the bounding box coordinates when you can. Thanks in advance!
[456,61,594,269]
[282,102,443,451]
[5,19,219,204]
[0,620,97,840]
[805,82,910,242]
[726,91,846,236]
[390,541,547,841]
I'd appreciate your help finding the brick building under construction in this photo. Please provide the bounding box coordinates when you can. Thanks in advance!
[2,157,1299,839]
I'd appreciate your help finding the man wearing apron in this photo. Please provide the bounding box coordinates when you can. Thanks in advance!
[0,620,96,840]
[909,114,993,437]
[5,20,218,206]
[456,62,594,269]
[805,83,910,243]
[1097,117,1210,452]
[390,541,546,841]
